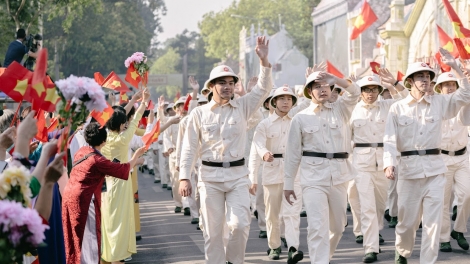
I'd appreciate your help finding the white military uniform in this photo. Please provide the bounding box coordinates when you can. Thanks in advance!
[284,72,360,263]
[351,76,409,255]
[180,65,272,264]
[252,90,309,252]
[433,73,470,247]
[383,62,470,263]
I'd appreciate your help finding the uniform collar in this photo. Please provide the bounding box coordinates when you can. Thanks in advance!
[404,93,432,105]
[268,111,291,122]
[207,98,238,110]
[358,99,378,108]
[308,101,332,111]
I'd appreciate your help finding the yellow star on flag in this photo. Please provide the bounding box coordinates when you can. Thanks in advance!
[453,22,464,38]
[111,80,121,87]
[44,87,60,103]
[102,111,110,121]
[465,44,470,54]
[32,82,46,97]
[14,79,28,96]
[443,41,454,52]
[151,132,160,141]
[354,15,365,28]
[121,93,128,101]
[130,71,139,80]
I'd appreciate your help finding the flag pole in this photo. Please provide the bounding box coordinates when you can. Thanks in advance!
[10,101,23,127]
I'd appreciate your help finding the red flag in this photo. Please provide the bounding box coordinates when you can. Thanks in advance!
[142,120,160,149]
[397,71,404,82]
[453,38,470,60]
[435,52,451,72]
[102,71,130,92]
[47,117,58,133]
[139,117,148,128]
[125,63,141,88]
[147,100,154,110]
[326,60,344,78]
[370,62,381,74]
[0,62,32,102]
[350,1,378,40]
[119,92,129,104]
[437,24,459,58]
[442,0,470,38]
[35,110,48,142]
[183,95,192,112]
[94,72,105,85]
[90,103,114,127]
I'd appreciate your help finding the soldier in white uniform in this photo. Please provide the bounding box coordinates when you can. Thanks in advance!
[284,71,360,263]
[164,97,187,213]
[350,75,408,263]
[432,73,470,253]
[383,49,470,264]
[251,86,309,261]
[179,36,272,264]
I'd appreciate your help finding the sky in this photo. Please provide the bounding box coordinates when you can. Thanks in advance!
[157,0,234,43]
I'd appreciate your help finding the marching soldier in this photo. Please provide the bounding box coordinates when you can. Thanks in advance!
[179,36,272,264]
[350,74,408,263]
[383,49,470,264]
[433,72,470,253]
[284,71,360,263]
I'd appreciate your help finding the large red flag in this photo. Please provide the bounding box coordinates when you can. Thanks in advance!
[453,38,470,60]
[0,62,32,102]
[125,63,141,88]
[442,0,470,38]
[102,71,130,92]
[142,120,160,149]
[437,24,459,58]
[34,109,48,142]
[326,60,344,78]
[91,103,114,127]
[350,1,378,40]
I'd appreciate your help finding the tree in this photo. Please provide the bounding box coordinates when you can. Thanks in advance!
[150,47,179,74]
[199,0,320,62]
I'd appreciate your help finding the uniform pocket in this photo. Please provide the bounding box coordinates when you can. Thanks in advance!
[202,123,218,141]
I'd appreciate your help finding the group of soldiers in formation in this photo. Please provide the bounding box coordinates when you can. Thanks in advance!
[141,37,470,264]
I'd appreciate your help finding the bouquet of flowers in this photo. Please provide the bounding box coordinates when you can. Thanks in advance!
[124,52,150,87]
[0,200,49,264]
[0,165,32,207]
[55,75,107,151]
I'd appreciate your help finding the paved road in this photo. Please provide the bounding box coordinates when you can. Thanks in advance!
[128,171,470,263]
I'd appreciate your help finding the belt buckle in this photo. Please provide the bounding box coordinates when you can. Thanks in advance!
[418,150,426,156]
[222,162,230,168]
[448,151,455,156]
[370,143,378,148]
[326,153,334,159]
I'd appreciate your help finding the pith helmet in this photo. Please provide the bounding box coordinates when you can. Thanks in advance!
[358,75,384,94]
[174,96,186,109]
[263,88,276,110]
[403,62,436,88]
[197,93,208,104]
[165,103,174,112]
[434,72,459,93]
[205,65,239,89]
[304,71,334,99]
[270,86,298,108]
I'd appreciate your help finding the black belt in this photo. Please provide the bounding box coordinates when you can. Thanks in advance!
[273,154,283,158]
[441,147,467,156]
[202,158,245,168]
[302,151,349,159]
[354,143,384,148]
[401,148,441,157]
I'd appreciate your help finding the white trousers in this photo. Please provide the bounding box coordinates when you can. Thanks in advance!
[355,170,388,254]
[281,181,302,250]
[440,159,470,242]
[169,158,182,207]
[145,152,155,170]
[188,171,200,218]
[303,181,348,263]
[159,151,170,185]
[347,180,362,237]
[198,177,251,264]
[396,174,445,264]
[388,177,398,217]
[256,170,267,231]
